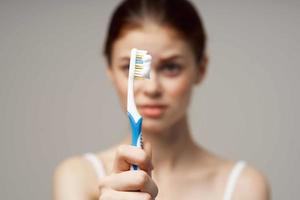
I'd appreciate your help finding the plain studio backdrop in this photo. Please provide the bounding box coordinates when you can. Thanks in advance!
[0,0,299,199]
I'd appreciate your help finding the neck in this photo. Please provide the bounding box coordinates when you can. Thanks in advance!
[122,115,199,173]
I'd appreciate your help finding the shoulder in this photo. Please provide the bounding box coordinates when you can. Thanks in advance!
[54,156,92,183]
[232,163,271,200]
[53,147,118,200]
[205,154,270,200]
[53,156,96,199]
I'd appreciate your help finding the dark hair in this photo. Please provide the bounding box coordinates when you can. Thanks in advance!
[103,0,206,65]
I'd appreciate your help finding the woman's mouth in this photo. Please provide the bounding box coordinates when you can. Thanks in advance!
[138,105,167,118]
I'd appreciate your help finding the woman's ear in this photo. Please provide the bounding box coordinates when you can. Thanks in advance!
[195,53,208,85]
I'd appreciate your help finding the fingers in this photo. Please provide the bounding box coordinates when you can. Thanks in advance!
[112,143,153,173]
[99,143,157,200]
[99,169,158,199]
[99,189,153,200]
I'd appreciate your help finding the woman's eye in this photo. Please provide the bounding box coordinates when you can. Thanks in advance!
[121,64,129,73]
[160,63,182,76]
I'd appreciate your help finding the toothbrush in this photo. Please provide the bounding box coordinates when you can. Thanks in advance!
[127,48,152,170]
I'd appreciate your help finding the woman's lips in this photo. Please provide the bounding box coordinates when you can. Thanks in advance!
[138,105,167,118]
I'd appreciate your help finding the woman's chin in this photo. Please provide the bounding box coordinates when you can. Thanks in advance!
[142,118,169,133]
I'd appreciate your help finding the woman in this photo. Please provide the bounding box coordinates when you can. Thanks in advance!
[53,0,270,199]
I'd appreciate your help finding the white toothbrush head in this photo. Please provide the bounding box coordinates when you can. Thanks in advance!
[127,48,152,121]
[132,48,152,80]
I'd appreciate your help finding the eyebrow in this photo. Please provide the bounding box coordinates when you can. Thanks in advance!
[115,54,184,67]
[119,56,130,60]
[115,56,130,66]
[159,54,184,62]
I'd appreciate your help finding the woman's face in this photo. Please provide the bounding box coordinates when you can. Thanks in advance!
[107,23,206,133]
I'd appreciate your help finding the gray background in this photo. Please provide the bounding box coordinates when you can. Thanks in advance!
[0,0,299,199]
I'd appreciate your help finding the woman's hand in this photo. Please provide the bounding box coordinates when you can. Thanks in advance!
[98,142,158,200]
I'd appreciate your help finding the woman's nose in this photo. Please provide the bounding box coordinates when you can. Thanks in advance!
[142,72,162,98]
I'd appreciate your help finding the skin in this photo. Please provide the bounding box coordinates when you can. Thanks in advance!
[53,22,271,200]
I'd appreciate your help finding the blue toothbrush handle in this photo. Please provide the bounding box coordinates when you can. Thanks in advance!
[127,112,143,170]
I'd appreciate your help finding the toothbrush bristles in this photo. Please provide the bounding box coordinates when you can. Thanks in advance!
[133,51,151,79]
[134,56,144,78]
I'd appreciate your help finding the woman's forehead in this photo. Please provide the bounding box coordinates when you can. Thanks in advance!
[112,26,190,63]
